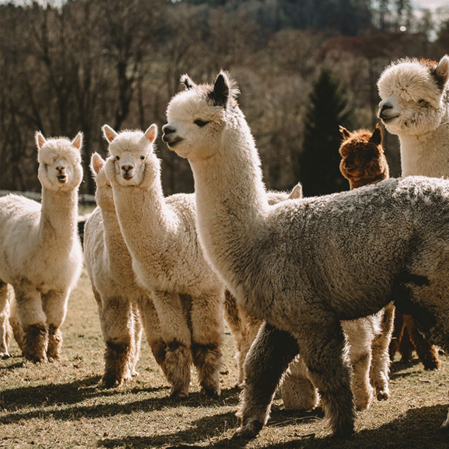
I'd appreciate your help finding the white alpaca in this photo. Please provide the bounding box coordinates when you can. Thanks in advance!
[84,153,167,387]
[163,71,449,438]
[0,132,83,362]
[377,55,449,177]
[103,124,225,398]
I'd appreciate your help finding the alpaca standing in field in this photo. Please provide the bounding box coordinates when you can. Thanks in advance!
[84,153,167,388]
[0,132,83,363]
[103,124,225,398]
[163,71,449,438]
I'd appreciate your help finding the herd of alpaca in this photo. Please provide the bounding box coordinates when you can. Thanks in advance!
[1,54,449,440]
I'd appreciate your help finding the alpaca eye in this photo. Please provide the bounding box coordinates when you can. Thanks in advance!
[140,155,145,160]
[116,156,120,161]
[417,99,424,104]
[194,119,209,127]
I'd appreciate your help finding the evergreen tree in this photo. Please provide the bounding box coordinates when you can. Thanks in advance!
[298,69,355,197]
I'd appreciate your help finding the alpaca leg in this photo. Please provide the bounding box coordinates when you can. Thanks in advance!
[234,322,299,439]
[0,281,11,357]
[9,291,23,351]
[389,309,405,361]
[152,291,192,398]
[137,295,168,376]
[370,303,394,401]
[345,320,373,411]
[403,314,441,370]
[399,322,414,363]
[98,296,134,388]
[280,356,318,411]
[42,289,69,360]
[15,287,47,363]
[128,302,142,377]
[298,317,356,438]
[191,290,224,397]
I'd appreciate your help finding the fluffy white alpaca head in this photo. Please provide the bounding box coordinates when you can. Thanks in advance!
[36,132,83,192]
[90,153,115,212]
[377,56,449,136]
[102,124,158,188]
[162,71,242,162]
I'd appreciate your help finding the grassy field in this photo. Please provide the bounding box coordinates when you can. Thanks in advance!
[1,270,449,449]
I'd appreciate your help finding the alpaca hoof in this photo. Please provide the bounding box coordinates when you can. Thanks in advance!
[423,360,441,370]
[170,389,189,399]
[331,422,354,439]
[0,351,10,359]
[202,386,221,398]
[233,419,263,440]
[102,375,122,389]
[24,353,48,364]
[376,391,389,401]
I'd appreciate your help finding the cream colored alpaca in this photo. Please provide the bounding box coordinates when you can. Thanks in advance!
[378,55,449,177]
[0,132,83,362]
[163,71,449,438]
[84,153,167,388]
[103,124,225,398]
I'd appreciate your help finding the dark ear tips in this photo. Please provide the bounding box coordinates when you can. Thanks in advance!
[208,72,230,108]
[180,75,196,90]
[370,125,383,145]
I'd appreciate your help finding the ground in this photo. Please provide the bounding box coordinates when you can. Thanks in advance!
[1,270,448,448]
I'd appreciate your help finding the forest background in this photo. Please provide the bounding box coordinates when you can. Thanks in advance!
[1,0,449,198]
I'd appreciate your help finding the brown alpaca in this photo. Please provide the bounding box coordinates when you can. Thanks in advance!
[339,125,441,370]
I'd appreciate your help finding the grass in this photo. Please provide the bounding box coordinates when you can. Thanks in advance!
[1,270,449,448]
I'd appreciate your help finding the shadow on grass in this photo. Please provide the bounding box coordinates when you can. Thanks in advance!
[95,404,449,449]
[0,384,240,424]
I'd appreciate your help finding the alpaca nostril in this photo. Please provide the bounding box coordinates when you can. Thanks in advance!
[162,125,176,135]
[122,165,133,173]
[381,104,393,113]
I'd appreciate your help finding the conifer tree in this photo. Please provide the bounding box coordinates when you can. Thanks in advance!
[298,69,355,197]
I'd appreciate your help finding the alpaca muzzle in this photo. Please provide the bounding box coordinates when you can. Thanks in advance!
[162,124,183,147]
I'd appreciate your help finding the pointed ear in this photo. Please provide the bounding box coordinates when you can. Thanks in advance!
[433,55,449,90]
[144,124,158,143]
[72,132,83,150]
[288,183,303,200]
[180,74,196,90]
[90,152,105,176]
[208,71,230,108]
[35,131,46,149]
[339,126,351,140]
[370,125,383,145]
[102,125,118,143]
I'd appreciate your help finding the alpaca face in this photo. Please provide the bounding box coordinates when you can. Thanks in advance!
[102,125,158,187]
[377,56,449,136]
[163,72,237,162]
[339,127,388,186]
[36,133,83,192]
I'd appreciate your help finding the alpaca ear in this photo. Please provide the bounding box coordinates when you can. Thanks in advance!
[433,55,449,90]
[339,126,351,140]
[102,125,118,143]
[35,131,46,150]
[208,71,230,108]
[288,183,303,200]
[90,152,105,176]
[370,125,383,145]
[72,132,83,150]
[180,74,196,90]
[144,124,158,143]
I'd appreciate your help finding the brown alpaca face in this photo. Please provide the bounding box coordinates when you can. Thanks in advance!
[340,143,383,181]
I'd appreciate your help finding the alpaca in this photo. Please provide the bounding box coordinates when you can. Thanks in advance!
[162,71,449,438]
[377,55,449,178]
[103,124,225,398]
[83,153,167,388]
[0,132,83,362]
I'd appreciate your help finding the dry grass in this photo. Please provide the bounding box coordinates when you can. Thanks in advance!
[1,270,449,448]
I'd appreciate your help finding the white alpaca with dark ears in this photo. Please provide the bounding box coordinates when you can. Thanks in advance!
[164,71,449,439]
[378,55,449,177]
[0,132,83,362]
[84,152,167,388]
[103,124,225,398]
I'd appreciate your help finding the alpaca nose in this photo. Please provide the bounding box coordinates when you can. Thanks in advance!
[122,165,133,173]
[162,124,175,135]
[378,100,393,119]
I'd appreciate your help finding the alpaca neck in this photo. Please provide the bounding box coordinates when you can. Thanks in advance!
[99,206,134,279]
[112,178,177,263]
[39,187,78,252]
[399,119,449,178]
[350,173,387,189]
[190,116,267,295]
